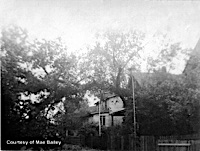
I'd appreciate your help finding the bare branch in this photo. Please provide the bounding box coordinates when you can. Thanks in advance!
[42,66,49,75]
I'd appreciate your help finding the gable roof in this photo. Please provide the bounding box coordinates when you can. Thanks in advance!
[87,105,109,115]
[88,95,123,115]
[94,94,117,105]
[183,38,200,74]
[88,106,98,113]
[127,70,183,91]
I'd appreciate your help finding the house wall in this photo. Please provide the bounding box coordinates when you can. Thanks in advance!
[107,96,124,113]
[87,96,124,127]
[95,96,124,113]
[88,113,111,127]
[88,114,124,127]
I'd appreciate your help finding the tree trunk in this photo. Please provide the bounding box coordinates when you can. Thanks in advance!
[115,67,122,92]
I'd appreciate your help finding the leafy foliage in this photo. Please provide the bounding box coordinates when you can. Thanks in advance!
[123,69,200,136]
[1,26,85,142]
[1,25,199,150]
[82,30,145,94]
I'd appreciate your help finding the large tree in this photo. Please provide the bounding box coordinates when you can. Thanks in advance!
[1,26,85,146]
[2,26,199,149]
[82,30,145,96]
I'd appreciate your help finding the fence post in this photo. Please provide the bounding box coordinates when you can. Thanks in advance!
[129,134,133,151]
[156,137,159,151]
[110,136,114,151]
[90,134,93,148]
[121,136,124,151]
[107,134,110,150]
[140,136,144,151]
[133,135,137,151]
[152,136,156,151]
[80,135,85,147]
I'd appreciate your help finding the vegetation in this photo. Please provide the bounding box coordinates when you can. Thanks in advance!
[1,26,86,149]
[1,25,200,149]
[124,70,200,136]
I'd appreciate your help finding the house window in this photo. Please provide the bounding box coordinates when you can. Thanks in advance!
[100,115,106,126]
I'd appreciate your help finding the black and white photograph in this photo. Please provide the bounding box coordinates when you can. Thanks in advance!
[1,0,200,150]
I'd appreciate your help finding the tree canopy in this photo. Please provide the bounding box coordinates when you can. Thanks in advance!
[1,26,86,143]
[1,25,200,149]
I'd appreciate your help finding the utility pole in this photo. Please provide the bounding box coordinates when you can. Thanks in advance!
[131,71,136,138]
[99,90,102,136]
[129,68,137,150]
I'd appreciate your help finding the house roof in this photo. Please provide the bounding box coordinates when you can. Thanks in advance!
[110,108,125,116]
[87,105,109,115]
[94,94,118,105]
[128,70,181,89]
[87,106,125,116]
[183,38,200,74]
[88,95,124,115]
[88,106,97,113]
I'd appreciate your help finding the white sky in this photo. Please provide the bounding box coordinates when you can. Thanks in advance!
[1,0,200,106]
[1,0,200,47]
[1,0,200,73]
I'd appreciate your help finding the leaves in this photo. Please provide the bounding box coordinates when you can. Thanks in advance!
[1,26,85,140]
[1,25,199,143]
[123,69,200,135]
[81,30,145,95]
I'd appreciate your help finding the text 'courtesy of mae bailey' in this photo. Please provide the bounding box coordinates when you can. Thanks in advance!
[6,140,62,146]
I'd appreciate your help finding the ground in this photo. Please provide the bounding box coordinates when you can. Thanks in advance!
[20,144,104,151]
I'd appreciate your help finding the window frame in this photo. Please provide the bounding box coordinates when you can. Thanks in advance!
[100,115,106,126]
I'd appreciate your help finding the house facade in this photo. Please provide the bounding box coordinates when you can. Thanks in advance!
[86,94,125,127]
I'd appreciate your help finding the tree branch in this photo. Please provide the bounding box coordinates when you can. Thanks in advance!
[42,66,49,75]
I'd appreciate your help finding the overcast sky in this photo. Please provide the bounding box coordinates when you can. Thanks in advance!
[1,0,200,106]
[1,0,200,73]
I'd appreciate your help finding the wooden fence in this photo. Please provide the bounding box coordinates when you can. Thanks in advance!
[64,136,84,145]
[65,134,200,151]
[157,135,200,151]
[65,134,154,150]
[140,136,156,151]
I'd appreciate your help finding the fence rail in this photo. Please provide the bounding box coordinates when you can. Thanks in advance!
[64,136,82,145]
[157,134,200,151]
[64,134,200,151]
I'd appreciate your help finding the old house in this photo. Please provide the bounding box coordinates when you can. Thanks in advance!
[86,93,125,127]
